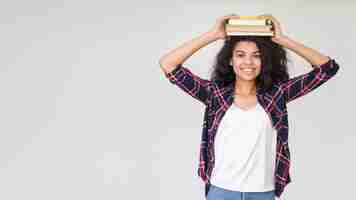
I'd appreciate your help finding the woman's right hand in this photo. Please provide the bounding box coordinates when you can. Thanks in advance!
[208,14,239,40]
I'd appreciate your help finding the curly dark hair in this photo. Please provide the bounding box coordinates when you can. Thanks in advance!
[210,36,290,92]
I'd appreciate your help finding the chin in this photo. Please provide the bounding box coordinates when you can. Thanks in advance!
[235,74,258,81]
[241,77,257,81]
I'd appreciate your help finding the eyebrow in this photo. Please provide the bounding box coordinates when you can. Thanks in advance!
[234,50,260,54]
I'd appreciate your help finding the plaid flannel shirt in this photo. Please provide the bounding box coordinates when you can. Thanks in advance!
[164,58,339,198]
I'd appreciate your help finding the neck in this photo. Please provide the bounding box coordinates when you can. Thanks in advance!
[234,79,257,95]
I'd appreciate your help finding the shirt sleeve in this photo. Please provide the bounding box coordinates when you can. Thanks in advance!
[279,57,340,104]
[164,64,212,105]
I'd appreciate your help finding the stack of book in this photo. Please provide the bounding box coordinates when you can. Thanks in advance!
[225,16,274,36]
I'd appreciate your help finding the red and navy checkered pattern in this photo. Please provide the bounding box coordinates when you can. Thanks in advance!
[164,58,339,198]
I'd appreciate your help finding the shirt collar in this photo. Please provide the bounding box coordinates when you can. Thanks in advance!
[225,82,264,95]
[224,82,264,106]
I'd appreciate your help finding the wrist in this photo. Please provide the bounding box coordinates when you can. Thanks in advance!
[204,30,222,41]
[274,35,293,47]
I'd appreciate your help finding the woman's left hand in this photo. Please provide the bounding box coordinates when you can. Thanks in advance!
[258,14,286,44]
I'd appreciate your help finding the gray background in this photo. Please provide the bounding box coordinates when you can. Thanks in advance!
[0,0,355,199]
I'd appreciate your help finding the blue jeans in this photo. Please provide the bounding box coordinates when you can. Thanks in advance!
[207,184,275,200]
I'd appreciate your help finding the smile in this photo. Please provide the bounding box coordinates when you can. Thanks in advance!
[240,68,256,72]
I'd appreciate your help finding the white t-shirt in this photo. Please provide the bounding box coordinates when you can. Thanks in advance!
[210,101,277,192]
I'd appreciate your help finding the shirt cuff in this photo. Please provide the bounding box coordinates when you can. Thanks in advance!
[164,64,183,84]
[311,56,333,69]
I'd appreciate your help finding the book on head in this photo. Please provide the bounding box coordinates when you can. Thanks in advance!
[225,16,274,36]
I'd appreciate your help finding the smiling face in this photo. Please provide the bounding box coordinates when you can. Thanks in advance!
[231,41,262,82]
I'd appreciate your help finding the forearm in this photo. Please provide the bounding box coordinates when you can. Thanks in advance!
[277,36,330,67]
[159,31,218,74]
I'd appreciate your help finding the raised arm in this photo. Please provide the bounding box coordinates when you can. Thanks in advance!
[159,14,238,73]
[159,14,238,105]
[260,14,340,103]
[275,36,339,103]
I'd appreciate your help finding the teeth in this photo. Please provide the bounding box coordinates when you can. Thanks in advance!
[242,68,254,72]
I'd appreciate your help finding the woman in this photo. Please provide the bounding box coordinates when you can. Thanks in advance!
[159,14,339,200]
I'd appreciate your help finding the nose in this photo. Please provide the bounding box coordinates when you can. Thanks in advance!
[243,56,253,65]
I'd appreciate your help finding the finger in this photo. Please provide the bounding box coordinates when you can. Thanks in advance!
[264,15,278,23]
[221,14,239,20]
[259,14,280,25]
[258,14,272,19]
[217,15,239,24]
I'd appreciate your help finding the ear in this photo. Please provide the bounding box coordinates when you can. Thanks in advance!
[230,60,233,66]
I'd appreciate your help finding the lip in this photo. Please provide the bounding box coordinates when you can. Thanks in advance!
[240,68,256,71]
[239,68,256,75]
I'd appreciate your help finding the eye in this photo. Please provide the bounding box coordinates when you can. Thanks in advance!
[254,54,261,58]
[235,54,244,57]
